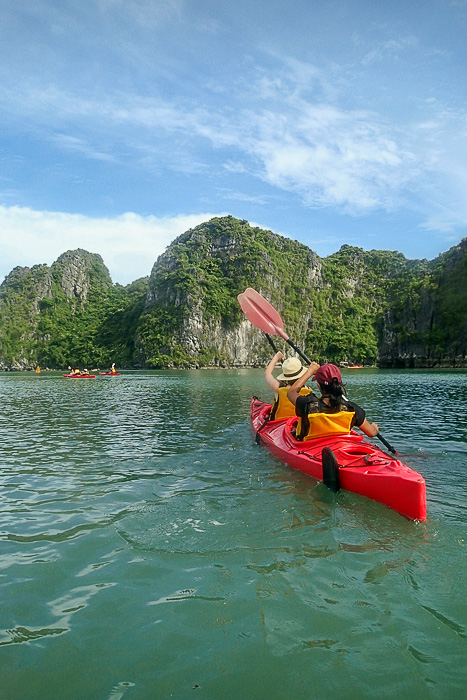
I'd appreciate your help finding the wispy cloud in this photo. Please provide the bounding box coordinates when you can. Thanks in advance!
[216,188,269,205]
[2,17,467,244]
[49,134,116,162]
[361,36,419,65]
[0,70,440,216]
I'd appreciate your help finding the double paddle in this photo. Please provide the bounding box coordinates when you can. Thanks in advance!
[237,287,398,455]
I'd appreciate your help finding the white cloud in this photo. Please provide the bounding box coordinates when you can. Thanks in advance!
[0,206,225,285]
[239,103,411,211]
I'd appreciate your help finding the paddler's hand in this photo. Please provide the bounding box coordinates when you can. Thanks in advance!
[265,351,284,391]
[360,419,379,437]
[305,361,320,379]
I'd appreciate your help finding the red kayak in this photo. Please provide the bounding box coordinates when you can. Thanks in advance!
[251,397,426,521]
[99,372,121,376]
[63,374,96,378]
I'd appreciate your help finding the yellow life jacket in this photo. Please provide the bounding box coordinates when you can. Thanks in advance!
[297,409,355,441]
[271,386,313,420]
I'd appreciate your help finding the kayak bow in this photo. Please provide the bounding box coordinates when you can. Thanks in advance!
[250,397,426,521]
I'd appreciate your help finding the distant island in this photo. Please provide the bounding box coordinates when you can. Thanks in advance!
[1,216,466,370]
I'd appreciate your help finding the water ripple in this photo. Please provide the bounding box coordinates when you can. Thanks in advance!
[1,369,466,700]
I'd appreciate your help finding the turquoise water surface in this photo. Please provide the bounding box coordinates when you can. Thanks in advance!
[0,369,466,700]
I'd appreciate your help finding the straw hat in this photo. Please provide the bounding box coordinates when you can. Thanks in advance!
[276,357,307,381]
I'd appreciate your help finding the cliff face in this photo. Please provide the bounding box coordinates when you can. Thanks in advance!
[0,264,53,368]
[378,239,467,367]
[0,250,128,369]
[53,249,112,305]
[1,217,466,369]
[135,216,324,367]
[378,288,438,367]
[135,220,467,368]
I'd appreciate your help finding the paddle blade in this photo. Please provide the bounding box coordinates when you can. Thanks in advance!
[322,447,341,492]
[243,288,284,327]
[237,288,289,340]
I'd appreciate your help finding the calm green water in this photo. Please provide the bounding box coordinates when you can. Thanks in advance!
[0,369,466,700]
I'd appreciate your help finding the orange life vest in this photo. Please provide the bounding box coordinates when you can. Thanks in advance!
[297,409,355,441]
[271,386,313,421]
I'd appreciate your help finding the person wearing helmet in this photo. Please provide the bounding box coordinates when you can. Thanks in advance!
[265,351,315,421]
[287,362,379,440]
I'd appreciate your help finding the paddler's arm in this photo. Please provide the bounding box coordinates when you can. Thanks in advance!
[348,400,379,437]
[287,361,320,405]
[264,351,283,396]
[358,418,379,437]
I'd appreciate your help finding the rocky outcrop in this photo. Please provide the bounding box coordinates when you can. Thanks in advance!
[0,265,54,369]
[0,250,115,369]
[135,216,325,367]
[378,239,467,367]
[54,249,112,306]
[378,288,438,367]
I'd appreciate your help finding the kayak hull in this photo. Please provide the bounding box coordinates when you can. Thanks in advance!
[99,372,121,376]
[63,374,96,378]
[250,397,426,521]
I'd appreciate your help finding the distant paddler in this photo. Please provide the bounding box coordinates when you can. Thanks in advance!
[35,365,40,373]
[99,363,120,376]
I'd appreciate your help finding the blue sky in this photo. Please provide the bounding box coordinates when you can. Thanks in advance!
[1,0,467,285]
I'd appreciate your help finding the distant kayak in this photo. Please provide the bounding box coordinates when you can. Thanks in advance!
[99,372,121,376]
[250,397,426,521]
[63,374,96,378]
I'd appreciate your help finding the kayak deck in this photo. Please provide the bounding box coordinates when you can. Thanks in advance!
[251,397,426,521]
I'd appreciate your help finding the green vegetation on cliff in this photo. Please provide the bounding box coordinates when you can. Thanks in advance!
[383,239,467,364]
[0,251,148,369]
[136,217,426,367]
[0,217,466,369]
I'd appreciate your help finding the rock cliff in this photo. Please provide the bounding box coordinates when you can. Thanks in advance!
[378,239,467,367]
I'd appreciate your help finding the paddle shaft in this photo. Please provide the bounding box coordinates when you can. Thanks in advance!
[376,432,398,455]
[265,333,311,365]
[265,325,311,364]
[264,333,278,353]
[284,338,311,365]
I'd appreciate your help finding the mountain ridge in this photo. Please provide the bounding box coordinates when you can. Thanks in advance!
[1,216,466,369]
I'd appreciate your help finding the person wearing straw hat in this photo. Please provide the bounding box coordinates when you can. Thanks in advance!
[265,351,316,421]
